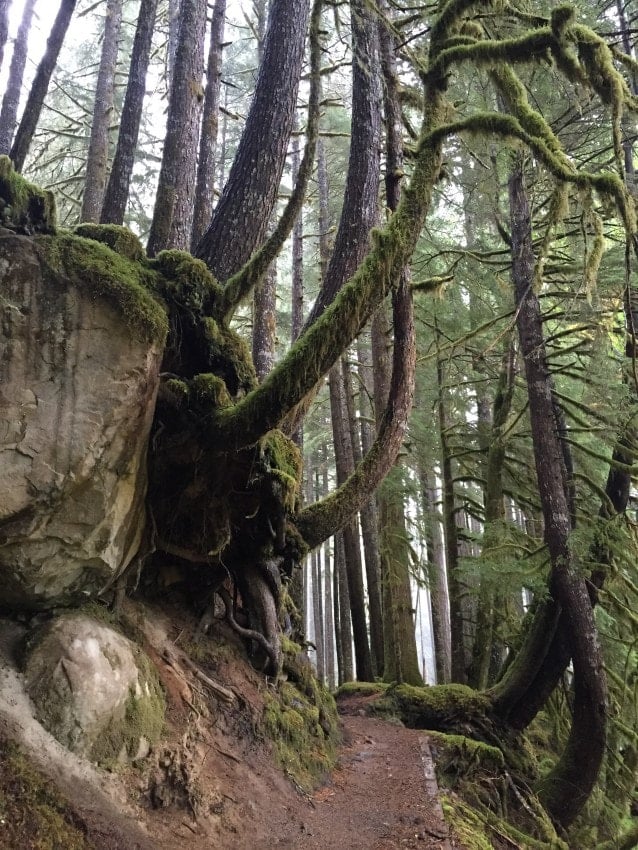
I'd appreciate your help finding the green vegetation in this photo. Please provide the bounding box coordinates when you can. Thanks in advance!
[0,155,56,234]
[262,641,339,790]
[0,736,94,850]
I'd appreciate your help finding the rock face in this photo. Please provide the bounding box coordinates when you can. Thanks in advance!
[0,229,163,607]
[24,614,165,764]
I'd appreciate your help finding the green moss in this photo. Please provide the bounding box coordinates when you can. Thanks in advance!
[89,649,165,769]
[380,683,491,729]
[428,732,505,775]
[441,796,493,850]
[0,155,56,233]
[335,681,389,698]
[36,232,168,343]
[203,317,257,396]
[262,645,339,790]
[74,223,145,262]
[190,373,232,408]
[260,430,302,512]
[151,248,223,312]
[0,735,94,849]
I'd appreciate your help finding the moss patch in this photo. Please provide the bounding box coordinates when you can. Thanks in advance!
[74,223,145,262]
[262,644,339,790]
[335,681,389,698]
[377,682,491,730]
[89,648,166,769]
[0,735,93,849]
[0,155,56,234]
[36,232,168,343]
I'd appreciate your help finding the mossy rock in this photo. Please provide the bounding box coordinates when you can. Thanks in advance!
[0,155,56,234]
[36,231,168,343]
[74,223,145,262]
[380,683,492,730]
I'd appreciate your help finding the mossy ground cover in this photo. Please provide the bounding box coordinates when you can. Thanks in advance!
[0,735,94,850]
[262,641,339,790]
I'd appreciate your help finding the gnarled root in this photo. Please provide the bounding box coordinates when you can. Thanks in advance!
[217,580,282,677]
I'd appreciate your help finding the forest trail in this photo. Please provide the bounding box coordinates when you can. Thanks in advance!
[259,692,458,850]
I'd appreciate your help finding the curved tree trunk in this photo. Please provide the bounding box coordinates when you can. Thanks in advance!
[80,0,123,222]
[506,155,607,829]
[0,0,36,155]
[146,0,206,255]
[195,0,310,281]
[10,0,77,172]
[100,0,159,225]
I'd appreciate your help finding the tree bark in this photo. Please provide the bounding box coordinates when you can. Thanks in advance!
[101,0,159,225]
[195,0,310,281]
[80,0,123,222]
[0,0,36,155]
[0,0,11,73]
[506,155,607,829]
[10,0,77,173]
[147,0,206,255]
[191,0,226,247]
[328,364,373,681]
[334,530,353,684]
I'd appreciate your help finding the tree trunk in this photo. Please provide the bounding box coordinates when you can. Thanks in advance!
[334,530,353,684]
[101,0,159,225]
[80,0,123,222]
[0,0,36,155]
[147,0,206,255]
[195,0,310,281]
[0,0,11,73]
[10,0,77,173]
[356,334,384,677]
[323,537,336,690]
[506,155,607,829]
[372,305,422,686]
[419,469,451,684]
[191,0,226,247]
[311,546,325,682]
[328,364,373,681]
[436,342,466,684]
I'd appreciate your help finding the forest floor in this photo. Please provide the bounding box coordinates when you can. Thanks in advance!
[0,603,464,850]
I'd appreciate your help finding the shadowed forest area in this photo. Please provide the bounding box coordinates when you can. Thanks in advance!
[2,0,638,847]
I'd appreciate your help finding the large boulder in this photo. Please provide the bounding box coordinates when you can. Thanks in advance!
[23,614,165,765]
[0,223,166,607]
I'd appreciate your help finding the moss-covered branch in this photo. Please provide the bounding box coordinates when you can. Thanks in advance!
[296,278,416,548]
[215,0,323,322]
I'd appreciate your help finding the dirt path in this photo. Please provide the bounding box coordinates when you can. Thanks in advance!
[265,697,458,850]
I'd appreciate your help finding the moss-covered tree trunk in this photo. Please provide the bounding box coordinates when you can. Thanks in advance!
[506,154,607,829]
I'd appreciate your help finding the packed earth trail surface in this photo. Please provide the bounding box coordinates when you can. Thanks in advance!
[0,607,461,850]
[265,693,458,850]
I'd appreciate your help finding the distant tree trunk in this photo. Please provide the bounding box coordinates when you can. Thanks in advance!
[372,305,422,686]
[0,0,36,155]
[0,0,11,73]
[328,364,373,681]
[419,468,451,684]
[195,0,310,281]
[311,546,325,681]
[290,127,304,447]
[356,334,384,676]
[334,530,353,684]
[323,537,336,690]
[80,0,123,222]
[191,0,226,247]
[436,344,466,684]
[10,0,77,172]
[101,0,159,225]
